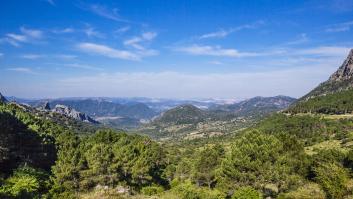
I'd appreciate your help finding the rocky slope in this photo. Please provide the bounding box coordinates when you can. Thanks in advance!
[301,49,353,100]
[52,104,98,124]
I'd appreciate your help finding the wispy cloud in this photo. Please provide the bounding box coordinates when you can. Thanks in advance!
[77,42,140,61]
[114,26,130,34]
[45,0,55,6]
[7,67,38,74]
[124,31,157,50]
[295,46,351,56]
[80,3,129,22]
[285,33,309,45]
[0,53,3,58]
[208,61,224,65]
[63,63,102,70]
[3,27,44,47]
[325,21,353,32]
[175,45,260,58]
[20,54,78,60]
[21,54,44,60]
[198,20,265,39]
[52,28,75,34]
[199,30,230,39]
[47,63,102,71]
[54,54,77,60]
[82,25,104,38]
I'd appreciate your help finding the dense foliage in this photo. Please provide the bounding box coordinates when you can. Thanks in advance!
[287,89,353,114]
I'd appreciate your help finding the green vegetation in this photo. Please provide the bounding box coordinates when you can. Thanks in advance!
[287,89,353,114]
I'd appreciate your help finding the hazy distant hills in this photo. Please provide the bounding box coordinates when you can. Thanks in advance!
[5,94,296,132]
[210,95,296,117]
[47,99,157,120]
[138,95,296,140]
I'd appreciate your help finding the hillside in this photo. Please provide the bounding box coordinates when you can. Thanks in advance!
[153,104,207,125]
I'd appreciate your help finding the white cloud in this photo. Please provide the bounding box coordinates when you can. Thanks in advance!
[124,31,157,50]
[0,53,3,57]
[198,20,265,39]
[199,30,230,39]
[114,26,130,34]
[21,54,44,59]
[77,42,140,60]
[209,61,223,65]
[58,63,102,70]
[7,67,37,74]
[296,46,351,56]
[6,33,27,42]
[3,27,44,46]
[326,21,353,32]
[83,26,104,38]
[83,4,129,22]
[20,27,43,39]
[52,28,75,34]
[285,33,309,45]
[54,54,77,60]
[142,32,157,40]
[175,45,260,58]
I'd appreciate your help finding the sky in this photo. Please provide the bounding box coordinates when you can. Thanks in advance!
[0,0,353,100]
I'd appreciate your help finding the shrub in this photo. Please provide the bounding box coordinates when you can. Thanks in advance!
[232,187,261,199]
[314,163,349,199]
[277,183,325,199]
[141,185,164,195]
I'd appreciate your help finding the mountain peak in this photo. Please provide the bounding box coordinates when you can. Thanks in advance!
[329,49,353,82]
[299,48,353,100]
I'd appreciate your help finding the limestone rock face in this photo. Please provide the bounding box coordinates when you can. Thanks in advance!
[329,49,353,82]
[53,104,98,124]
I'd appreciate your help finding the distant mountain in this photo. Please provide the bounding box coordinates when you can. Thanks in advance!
[153,104,208,125]
[210,95,296,117]
[139,96,295,140]
[52,104,98,124]
[0,92,8,103]
[301,49,353,100]
[47,99,157,120]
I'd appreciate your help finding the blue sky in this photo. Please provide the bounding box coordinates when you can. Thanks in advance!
[0,0,353,99]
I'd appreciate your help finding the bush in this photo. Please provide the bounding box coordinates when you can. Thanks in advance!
[277,183,325,199]
[172,181,226,199]
[314,163,349,199]
[232,187,261,199]
[141,185,164,195]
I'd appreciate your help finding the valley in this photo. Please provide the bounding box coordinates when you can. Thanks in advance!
[1,1,353,198]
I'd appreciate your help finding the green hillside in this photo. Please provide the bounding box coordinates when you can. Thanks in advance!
[287,88,353,114]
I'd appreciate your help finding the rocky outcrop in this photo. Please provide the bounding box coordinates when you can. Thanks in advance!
[35,101,51,111]
[52,104,98,124]
[329,49,353,82]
